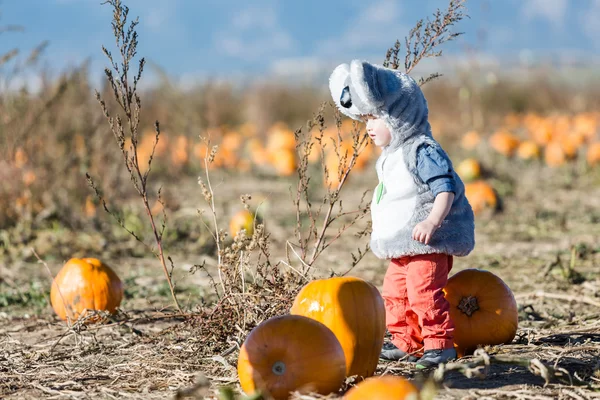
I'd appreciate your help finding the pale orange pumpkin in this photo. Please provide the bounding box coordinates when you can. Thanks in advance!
[266,122,296,152]
[516,140,541,160]
[50,258,123,322]
[587,142,600,166]
[290,276,386,378]
[455,159,482,182]
[444,269,518,356]
[237,315,346,400]
[460,130,481,150]
[464,180,498,215]
[344,375,419,400]
[229,209,254,238]
[171,135,189,168]
[544,141,567,167]
[270,148,297,176]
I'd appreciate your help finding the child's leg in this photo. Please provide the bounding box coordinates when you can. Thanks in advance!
[382,257,423,353]
[405,254,454,350]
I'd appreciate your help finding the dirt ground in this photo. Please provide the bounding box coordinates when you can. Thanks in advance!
[2,155,600,399]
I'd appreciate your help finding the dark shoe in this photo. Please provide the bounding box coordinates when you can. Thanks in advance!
[416,347,457,369]
[379,342,418,362]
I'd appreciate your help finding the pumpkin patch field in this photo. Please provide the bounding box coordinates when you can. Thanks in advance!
[3,1,600,399]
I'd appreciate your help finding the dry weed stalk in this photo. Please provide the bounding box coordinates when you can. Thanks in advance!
[291,105,371,276]
[87,0,182,312]
[384,0,467,86]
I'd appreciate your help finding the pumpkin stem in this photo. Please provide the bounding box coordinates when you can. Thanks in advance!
[457,295,479,317]
[272,361,286,376]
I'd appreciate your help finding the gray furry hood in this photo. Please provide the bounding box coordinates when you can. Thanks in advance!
[329,60,431,154]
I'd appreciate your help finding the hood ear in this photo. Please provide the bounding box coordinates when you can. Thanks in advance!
[329,63,362,120]
[349,60,385,115]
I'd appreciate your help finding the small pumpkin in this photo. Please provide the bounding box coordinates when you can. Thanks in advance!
[559,132,585,159]
[229,209,254,238]
[489,131,520,157]
[516,140,541,160]
[171,135,189,168]
[290,276,386,378]
[237,315,346,400]
[456,159,482,182]
[464,180,498,215]
[460,130,481,150]
[587,142,600,166]
[344,375,419,400]
[266,122,296,152]
[444,269,518,356]
[50,258,123,322]
[270,148,297,176]
[544,141,567,167]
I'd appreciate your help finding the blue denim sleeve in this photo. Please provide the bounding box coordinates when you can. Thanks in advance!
[416,145,456,196]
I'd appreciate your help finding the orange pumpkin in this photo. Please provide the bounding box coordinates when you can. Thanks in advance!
[270,148,297,176]
[559,132,585,159]
[444,269,518,356]
[266,122,296,152]
[489,131,520,157]
[171,135,189,168]
[50,258,123,322]
[237,315,346,400]
[587,142,600,166]
[344,375,419,400]
[464,181,498,215]
[516,140,541,160]
[544,141,567,167]
[229,209,254,238]
[529,119,554,145]
[460,130,481,150]
[290,276,386,378]
[455,159,481,182]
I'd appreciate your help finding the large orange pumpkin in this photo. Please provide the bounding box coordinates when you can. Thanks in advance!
[444,269,518,356]
[343,375,418,400]
[50,258,123,322]
[237,315,346,400]
[229,209,254,238]
[290,276,386,378]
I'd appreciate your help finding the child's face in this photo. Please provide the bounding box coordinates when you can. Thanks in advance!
[364,116,391,147]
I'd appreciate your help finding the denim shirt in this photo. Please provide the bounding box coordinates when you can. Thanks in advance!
[416,144,456,196]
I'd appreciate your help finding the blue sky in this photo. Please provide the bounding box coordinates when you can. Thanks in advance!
[1,0,599,88]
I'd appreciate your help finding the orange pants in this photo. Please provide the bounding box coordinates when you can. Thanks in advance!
[382,253,454,354]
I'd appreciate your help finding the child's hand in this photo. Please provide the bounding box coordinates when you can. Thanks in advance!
[412,219,439,245]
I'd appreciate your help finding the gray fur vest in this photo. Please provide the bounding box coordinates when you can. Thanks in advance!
[329,59,475,259]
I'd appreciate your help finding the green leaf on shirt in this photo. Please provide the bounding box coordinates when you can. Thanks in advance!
[376,181,384,204]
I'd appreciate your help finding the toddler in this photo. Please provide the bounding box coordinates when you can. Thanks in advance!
[329,60,475,369]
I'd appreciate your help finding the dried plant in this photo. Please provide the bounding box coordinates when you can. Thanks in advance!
[194,136,303,355]
[290,106,372,276]
[384,0,468,86]
[87,0,182,312]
